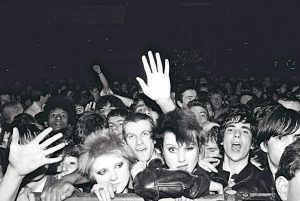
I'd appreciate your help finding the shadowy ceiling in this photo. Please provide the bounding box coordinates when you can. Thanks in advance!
[0,0,298,84]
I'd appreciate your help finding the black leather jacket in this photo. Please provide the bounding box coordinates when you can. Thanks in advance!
[133,159,210,201]
[255,168,281,201]
[210,159,261,193]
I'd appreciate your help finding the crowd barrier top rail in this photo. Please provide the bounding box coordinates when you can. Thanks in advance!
[34,192,276,201]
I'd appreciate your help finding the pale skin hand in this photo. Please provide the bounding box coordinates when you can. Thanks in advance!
[198,157,219,173]
[16,187,35,201]
[0,127,65,201]
[92,182,116,201]
[130,161,147,179]
[9,127,65,177]
[41,181,76,201]
[209,181,224,194]
[84,101,96,112]
[93,65,102,74]
[136,51,176,113]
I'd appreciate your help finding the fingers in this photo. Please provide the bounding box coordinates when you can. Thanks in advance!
[44,143,66,156]
[94,190,102,201]
[40,133,63,148]
[198,160,218,173]
[60,184,75,200]
[92,102,96,110]
[136,77,147,93]
[148,51,157,74]
[34,127,53,143]
[155,52,163,73]
[11,127,20,146]
[164,59,170,75]
[142,55,151,76]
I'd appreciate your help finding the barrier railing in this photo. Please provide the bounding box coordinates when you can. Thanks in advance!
[34,192,276,201]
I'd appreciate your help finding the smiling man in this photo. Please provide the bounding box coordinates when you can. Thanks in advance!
[210,104,261,192]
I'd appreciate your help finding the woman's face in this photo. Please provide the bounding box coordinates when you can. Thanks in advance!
[92,153,130,193]
[163,131,199,173]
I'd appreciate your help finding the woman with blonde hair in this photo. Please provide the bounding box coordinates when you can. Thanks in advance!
[78,130,136,201]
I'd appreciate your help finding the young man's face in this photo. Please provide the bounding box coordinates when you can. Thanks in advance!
[178,89,197,109]
[0,94,11,106]
[261,127,300,170]
[276,171,300,201]
[163,131,199,173]
[108,116,125,139]
[223,122,252,163]
[99,103,116,118]
[204,140,221,159]
[48,108,69,131]
[57,156,78,176]
[189,106,208,126]
[134,100,151,116]
[210,93,223,110]
[123,120,155,162]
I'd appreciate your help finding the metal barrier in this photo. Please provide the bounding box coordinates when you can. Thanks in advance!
[34,192,276,201]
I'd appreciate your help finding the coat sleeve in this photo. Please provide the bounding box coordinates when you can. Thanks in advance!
[133,160,210,201]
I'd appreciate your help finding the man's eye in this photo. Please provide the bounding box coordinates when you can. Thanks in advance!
[116,162,123,169]
[127,134,135,139]
[108,124,113,128]
[168,147,176,153]
[70,162,76,165]
[50,113,56,117]
[142,132,150,136]
[226,128,233,132]
[243,130,250,134]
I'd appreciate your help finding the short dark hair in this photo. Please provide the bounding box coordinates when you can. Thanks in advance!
[155,109,205,150]
[95,95,125,111]
[108,109,129,120]
[74,111,107,144]
[175,84,197,103]
[220,104,257,143]
[255,105,300,168]
[123,113,155,140]
[256,106,300,145]
[276,139,300,180]
[130,93,161,114]
[187,98,208,113]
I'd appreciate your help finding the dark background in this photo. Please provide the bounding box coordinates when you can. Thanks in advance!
[0,0,299,86]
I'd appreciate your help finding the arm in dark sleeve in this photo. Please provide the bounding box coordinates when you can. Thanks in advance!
[133,161,210,201]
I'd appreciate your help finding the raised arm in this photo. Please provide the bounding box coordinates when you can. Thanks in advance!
[136,51,176,113]
[0,127,65,201]
[93,65,110,95]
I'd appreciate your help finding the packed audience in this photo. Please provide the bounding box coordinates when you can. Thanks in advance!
[0,51,299,201]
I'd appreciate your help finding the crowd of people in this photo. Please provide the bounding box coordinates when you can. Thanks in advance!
[0,51,299,201]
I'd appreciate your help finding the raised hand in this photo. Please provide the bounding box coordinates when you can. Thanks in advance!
[92,182,116,201]
[136,51,170,102]
[9,127,65,177]
[93,65,102,74]
[136,51,176,113]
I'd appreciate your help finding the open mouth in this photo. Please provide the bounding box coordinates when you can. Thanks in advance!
[231,142,241,152]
